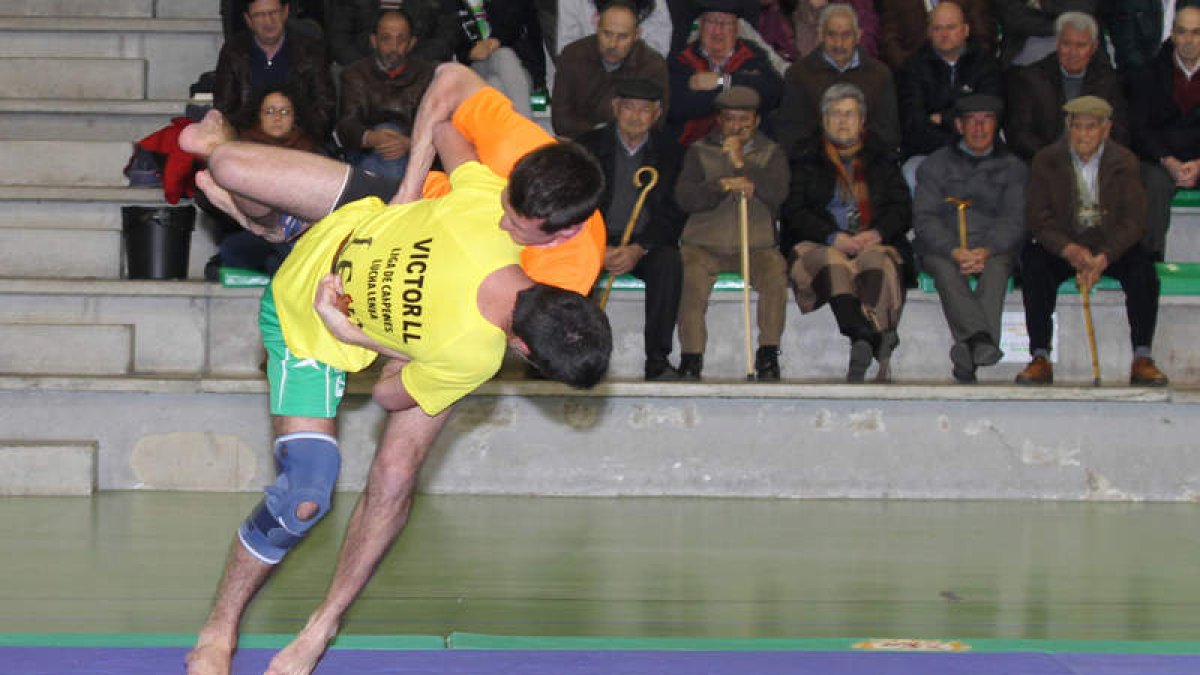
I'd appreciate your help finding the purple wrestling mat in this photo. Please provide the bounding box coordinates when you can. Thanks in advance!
[3,646,1200,675]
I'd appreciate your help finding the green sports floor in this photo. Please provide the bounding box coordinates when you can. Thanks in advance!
[1,491,1197,652]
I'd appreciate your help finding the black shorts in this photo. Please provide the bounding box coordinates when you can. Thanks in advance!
[332,167,403,211]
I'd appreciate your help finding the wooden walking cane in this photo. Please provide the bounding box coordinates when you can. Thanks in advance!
[738,192,754,380]
[1080,278,1101,386]
[597,166,659,310]
[945,197,972,250]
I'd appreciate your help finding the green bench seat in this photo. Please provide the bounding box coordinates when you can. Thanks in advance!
[1171,189,1200,208]
[598,272,746,292]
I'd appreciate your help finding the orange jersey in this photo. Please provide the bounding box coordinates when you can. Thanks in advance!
[418,87,605,296]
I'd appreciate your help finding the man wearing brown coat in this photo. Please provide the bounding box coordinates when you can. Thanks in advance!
[1016,95,1169,387]
[674,86,790,380]
[335,9,435,180]
[215,0,336,141]
[552,1,669,139]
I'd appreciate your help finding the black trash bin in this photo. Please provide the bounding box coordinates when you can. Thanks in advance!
[122,205,196,279]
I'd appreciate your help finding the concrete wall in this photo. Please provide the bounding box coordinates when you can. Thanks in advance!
[1,379,1196,501]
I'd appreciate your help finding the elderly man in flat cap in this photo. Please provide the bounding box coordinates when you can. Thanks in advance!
[577,79,687,380]
[674,85,790,380]
[913,94,1028,383]
[1017,95,1170,386]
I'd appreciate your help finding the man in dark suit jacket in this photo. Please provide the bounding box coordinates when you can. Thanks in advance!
[577,79,687,380]
[1004,11,1127,163]
[215,0,336,141]
[1128,6,1200,259]
[1017,96,1169,387]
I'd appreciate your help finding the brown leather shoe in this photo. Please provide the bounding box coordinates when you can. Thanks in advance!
[1130,356,1169,387]
[1015,356,1053,385]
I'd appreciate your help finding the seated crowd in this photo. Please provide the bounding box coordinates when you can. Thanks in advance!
[207,0,1194,387]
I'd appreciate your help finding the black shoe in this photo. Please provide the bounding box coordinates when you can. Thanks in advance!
[847,340,873,383]
[755,346,780,381]
[678,353,703,380]
[950,342,976,383]
[203,254,221,282]
[645,361,682,381]
[967,332,1003,367]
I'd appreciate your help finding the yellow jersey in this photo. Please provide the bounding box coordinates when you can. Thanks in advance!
[271,161,520,415]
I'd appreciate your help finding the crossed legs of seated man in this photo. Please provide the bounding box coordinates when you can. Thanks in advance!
[676,244,788,380]
[921,253,1012,383]
[1015,240,1169,386]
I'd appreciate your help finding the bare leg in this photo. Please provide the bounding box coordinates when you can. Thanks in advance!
[205,142,351,225]
[182,108,352,226]
[264,406,452,675]
[186,416,333,675]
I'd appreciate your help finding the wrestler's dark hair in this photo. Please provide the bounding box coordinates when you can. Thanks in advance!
[507,142,606,234]
[513,284,612,388]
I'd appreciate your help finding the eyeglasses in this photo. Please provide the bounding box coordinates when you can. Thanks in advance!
[262,106,292,117]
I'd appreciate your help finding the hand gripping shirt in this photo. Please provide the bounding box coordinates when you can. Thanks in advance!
[270,160,517,416]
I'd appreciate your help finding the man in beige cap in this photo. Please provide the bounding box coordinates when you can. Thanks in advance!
[674,85,790,380]
[1017,95,1170,386]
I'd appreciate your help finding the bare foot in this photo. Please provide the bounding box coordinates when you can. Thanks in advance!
[181,109,236,158]
[185,641,233,675]
[263,624,336,675]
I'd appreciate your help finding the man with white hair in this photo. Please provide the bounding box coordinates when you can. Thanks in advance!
[1017,95,1169,387]
[1005,11,1127,163]
[774,3,900,156]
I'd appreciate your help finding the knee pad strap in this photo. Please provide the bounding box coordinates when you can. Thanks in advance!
[238,432,341,565]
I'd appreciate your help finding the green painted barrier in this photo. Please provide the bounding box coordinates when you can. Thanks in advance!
[597,272,746,292]
[219,266,271,287]
[1171,189,1200,208]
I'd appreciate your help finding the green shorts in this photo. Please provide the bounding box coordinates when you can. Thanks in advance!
[259,289,347,418]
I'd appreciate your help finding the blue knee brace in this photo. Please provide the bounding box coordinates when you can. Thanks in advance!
[237,432,341,564]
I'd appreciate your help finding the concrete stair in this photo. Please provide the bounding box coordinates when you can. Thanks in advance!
[0,3,224,287]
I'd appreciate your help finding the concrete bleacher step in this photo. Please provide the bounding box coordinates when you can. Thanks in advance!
[0,17,221,100]
[0,140,143,186]
[0,0,218,20]
[0,57,146,100]
[0,99,189,141]
[0,440,96,496]
[2,277,1198,384]
[0,278,260,375]
[0,188,220,280]
[0,372,1197,500]
[0,0,153,18]
[0,323,132,375]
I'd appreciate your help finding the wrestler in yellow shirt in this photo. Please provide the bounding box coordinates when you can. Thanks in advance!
[272,161,515,416]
